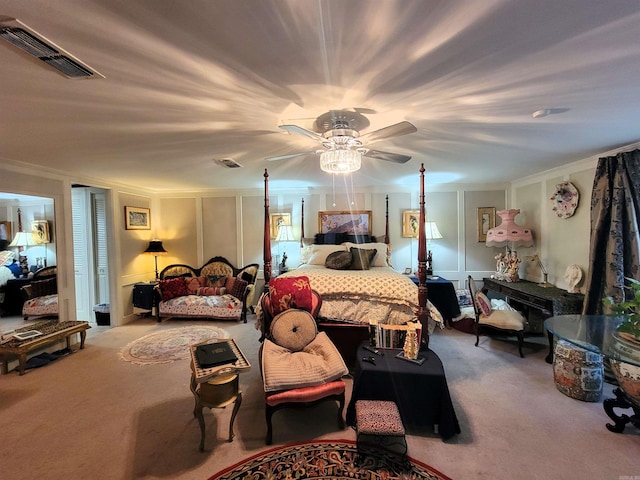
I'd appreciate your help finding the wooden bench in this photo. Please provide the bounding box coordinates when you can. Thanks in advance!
[0,320,91,375]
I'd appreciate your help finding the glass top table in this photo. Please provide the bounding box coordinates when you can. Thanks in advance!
[545,315,640,433]
[545,314,640,367]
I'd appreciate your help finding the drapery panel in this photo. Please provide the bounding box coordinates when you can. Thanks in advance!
[583,149,640,314]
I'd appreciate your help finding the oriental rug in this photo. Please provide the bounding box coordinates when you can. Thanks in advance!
[120,326,229,365]
[208,439,452,480]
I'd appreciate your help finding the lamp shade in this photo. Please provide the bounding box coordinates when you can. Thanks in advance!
[275,224,295,242]
[9,231,37,248]
[485,209,533,248]
[424,221,443,240]
[143,240,167,255]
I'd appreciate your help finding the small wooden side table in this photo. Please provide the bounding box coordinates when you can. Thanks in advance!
[189,338,250,451]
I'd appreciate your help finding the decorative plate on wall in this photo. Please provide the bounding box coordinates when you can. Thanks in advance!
[550,181,579,218]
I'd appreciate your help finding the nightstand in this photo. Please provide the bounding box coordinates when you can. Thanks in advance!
[133,282,157,316]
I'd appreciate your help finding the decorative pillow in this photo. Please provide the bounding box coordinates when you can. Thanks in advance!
[158,277,189,301]
[324,250,353,270]
[456,289,473,307]
[224,276,236,291]
[307,245,347,265]
[30,277,57,297]
[344,242,389,267]
[230,278,248,300]
[240,271,254,284]
[350,247,377,270]
[261,332,348,392]
[475,291,492,317]
[270,309,318,352]
[268,276,313,315]
[186,276,210,294]
[197,286,226,296]
[0,250,14,266]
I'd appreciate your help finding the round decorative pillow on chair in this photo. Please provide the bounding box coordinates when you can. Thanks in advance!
[270,309,318,352]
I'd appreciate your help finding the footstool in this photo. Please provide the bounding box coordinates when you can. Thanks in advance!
[355,400,407,455]
[553,339,603,402]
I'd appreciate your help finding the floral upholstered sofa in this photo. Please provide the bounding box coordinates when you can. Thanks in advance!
[155,256,259,323]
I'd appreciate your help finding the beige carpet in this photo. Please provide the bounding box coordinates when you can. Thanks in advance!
[0,317,638,480]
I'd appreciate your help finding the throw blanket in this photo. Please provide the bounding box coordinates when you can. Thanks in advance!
[279,265,443,330]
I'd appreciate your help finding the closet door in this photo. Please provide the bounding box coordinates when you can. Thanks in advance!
[72,189,93,322]
[92,192,109,303]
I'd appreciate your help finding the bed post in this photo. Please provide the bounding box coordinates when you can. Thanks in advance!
[384,194,390,244]
[263,169,272,286]
[300,198,305,248]
[417,164,430,349]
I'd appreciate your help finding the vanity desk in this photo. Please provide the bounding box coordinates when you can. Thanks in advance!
[482,277,584,361]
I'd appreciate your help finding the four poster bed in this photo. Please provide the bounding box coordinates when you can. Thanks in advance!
[260,165,442,363]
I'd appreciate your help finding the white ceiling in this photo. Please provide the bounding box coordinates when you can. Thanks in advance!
[1,0,639,192]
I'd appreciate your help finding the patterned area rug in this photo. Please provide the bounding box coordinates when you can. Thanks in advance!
[208,439,452,480]
[120,326,229,365]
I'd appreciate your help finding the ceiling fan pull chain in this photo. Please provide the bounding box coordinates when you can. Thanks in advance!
[332,174,337,207]
[350,173,355,205]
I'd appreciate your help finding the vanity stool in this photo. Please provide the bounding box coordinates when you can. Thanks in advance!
[355,400,407,458]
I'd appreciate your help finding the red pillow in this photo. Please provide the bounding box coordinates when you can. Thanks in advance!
[230,278,248,300]
[158,277,189,301]
[268,276,313,315]
[197,286,226,296]
[186,276,210,294]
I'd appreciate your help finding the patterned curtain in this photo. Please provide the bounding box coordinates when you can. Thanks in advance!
[583,149,640,314]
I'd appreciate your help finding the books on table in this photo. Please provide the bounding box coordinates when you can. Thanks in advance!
[195,341,238,368]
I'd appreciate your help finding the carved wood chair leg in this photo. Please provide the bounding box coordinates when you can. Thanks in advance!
[265,404,274,445]
[517,332,525,358]
[337,393,346,429]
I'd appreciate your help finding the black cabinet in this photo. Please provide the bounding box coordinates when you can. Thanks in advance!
[133,282,157,315]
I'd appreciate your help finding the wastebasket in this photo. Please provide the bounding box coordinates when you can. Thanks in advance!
[93,303,110,326]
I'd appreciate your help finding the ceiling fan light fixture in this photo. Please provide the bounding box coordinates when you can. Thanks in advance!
[319,148,361,174]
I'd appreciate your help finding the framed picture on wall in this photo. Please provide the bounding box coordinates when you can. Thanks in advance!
[477,207,496,242]
[31,220,50,244]
[318,210,371,235]
[270,213,291,239]
[125,206,151,230]
[402,210,420,238]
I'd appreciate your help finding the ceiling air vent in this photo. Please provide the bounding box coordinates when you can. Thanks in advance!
[213,158,243,168]
[0,16,103,79]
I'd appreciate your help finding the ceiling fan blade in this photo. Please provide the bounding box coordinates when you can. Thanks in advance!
[362,149,412,164]
[266,151,317,162]
[359,121,417,144]
[279,124,324,143]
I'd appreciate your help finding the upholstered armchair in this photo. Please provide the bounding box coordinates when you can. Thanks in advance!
[467,275,527,357]
[258,277,348,444]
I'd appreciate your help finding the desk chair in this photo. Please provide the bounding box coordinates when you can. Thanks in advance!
[468,275,527,357]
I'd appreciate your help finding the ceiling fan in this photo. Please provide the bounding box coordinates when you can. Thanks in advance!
[267,110,417,172]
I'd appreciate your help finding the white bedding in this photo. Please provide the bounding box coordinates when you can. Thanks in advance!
[278,265,443,332]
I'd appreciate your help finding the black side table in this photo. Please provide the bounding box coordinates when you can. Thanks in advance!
[346,342,461,440]
[133,282,157,316]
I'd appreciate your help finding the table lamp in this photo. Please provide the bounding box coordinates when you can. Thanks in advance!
[424,221,443,276]
[9,208,37,275]
[275,224,295,274]
[143,240,168,279]
[485,209,533,282]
